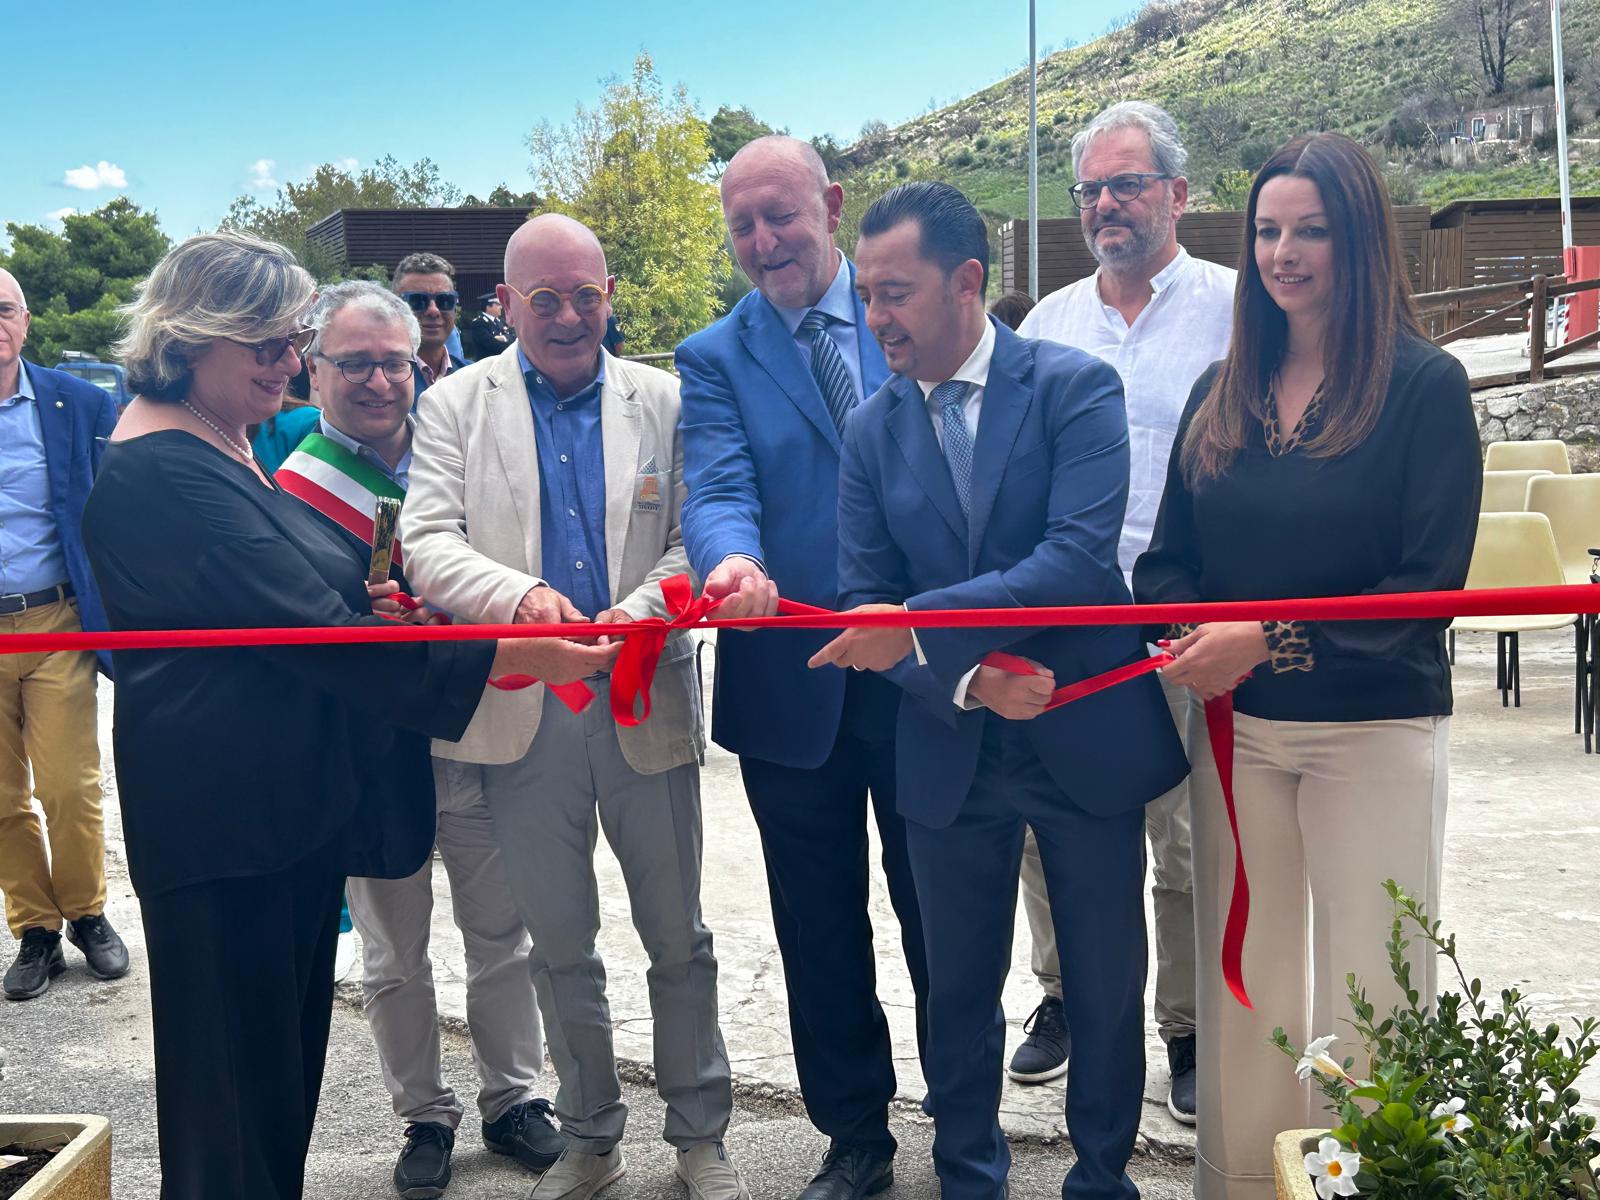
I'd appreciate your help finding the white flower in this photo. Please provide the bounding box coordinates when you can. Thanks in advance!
[1431,1097,1475,1139]
[1296,1035,1352,1083]
[1304,1136,1362,1199]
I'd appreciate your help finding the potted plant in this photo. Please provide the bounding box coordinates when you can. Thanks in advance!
[0,1115,110,1200]
[1272,882,1600,1199]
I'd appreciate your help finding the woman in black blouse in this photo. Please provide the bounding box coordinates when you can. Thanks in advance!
[1133,134,1480,1200]
[83,232,618,1200]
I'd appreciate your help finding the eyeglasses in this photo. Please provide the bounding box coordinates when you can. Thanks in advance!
[503,282,608,319]
[228,327,315,365]
[401,291,459,313]
[1069,172,1174,210]
[313,353,416,385]
[0,302,26,321]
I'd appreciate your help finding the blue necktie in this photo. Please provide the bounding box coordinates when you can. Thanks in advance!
[798,309,858,434]
[933,380,973,517]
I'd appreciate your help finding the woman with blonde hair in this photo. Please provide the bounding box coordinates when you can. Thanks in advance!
[1134,133,1481,1198]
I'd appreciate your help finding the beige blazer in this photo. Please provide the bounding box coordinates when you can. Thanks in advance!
[401,344,703,773]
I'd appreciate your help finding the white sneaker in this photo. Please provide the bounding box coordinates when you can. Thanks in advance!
[530,1146,626,1199]
[333,930,359,983]
[675,1142,750,1200]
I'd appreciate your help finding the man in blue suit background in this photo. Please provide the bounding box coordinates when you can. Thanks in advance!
[677,136,929,1200]
[811,184,1187,1200]
[0,268,127,1002]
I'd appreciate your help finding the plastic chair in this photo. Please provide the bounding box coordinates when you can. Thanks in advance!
[1484,439,1572,475]
[1451,512,1578,714]
[1526,473,1600,740]
[1480,469,1553,512]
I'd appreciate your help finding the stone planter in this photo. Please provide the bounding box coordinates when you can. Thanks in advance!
[0,1116,110,1200]
[1273,1129,1326,1200]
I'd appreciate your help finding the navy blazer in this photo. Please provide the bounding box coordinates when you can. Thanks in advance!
[677,262,892,768]
[22,361,118,674]
[836,320,1188,829]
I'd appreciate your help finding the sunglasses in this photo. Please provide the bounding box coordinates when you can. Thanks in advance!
[228,326,315,365]
[503,282,608,320]
[401,291,459,314]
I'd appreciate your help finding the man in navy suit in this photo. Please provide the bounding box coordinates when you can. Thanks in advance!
[811,184,1188,1200]
[677,136,929,1200]
[0,268,128,1002]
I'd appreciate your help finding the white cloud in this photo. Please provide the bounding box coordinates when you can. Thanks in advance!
[62,161,127,190]
[335,157,359,172]
[248,158,278,190]
[45,207,78,225]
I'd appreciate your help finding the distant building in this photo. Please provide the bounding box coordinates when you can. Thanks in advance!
[1454,104,1552,144]
[305,207,535,307]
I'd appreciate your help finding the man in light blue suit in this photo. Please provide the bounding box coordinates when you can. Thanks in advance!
[677,136,929,1200]
[811,183,1188,1200]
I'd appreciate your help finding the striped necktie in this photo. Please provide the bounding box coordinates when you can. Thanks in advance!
[798,309,858,434]
[932,380,974,517]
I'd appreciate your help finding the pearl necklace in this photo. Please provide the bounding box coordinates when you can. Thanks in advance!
[182,400,254,461]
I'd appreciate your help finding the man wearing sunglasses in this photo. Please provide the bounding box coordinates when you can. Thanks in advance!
[403,213,748,1200]
[392,252,468,395]
[1013,100,1236,1126]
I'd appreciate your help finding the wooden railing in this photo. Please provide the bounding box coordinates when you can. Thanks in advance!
[1414,274,1600,384]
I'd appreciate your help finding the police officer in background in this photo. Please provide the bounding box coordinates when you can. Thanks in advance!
[462,291,514,361]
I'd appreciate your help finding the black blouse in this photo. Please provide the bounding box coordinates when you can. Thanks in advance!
[81,431,494,898]
[1133,335,1482,723]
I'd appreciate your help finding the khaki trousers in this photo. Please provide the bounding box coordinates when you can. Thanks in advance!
[1190,710,1448,1200]
[1020,673,1196,1040]
[0,599,105,938]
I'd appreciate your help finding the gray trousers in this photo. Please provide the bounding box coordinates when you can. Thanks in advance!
[1020,673,1197,1042]
[481,678,733,1153]
[345,758,545,1129]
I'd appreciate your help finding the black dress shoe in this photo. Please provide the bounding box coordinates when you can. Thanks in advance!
[482,1098,563,1170]
[1166,1034,1197,1125]
[1006,994,1070,1083]
[797,1143,894,1200]
[3,928,65,1000]
[394,1121,454,1198]
[65,914,129,981]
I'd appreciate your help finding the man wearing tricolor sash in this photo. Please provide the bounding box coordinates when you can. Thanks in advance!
[285,281,563,1199]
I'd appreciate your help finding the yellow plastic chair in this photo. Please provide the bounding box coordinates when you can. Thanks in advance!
[1451,512,1578,713]
[1484,439,1572,475]
[1526,473,1600,741]
[1480,469,1552,512]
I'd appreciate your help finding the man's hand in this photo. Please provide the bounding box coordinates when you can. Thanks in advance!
[593,607,631,646]
[967,658,1057,720]
[492,637,621,686]
[515,584,588,626]
[807,605,913,672]
[1160,622,1268,700]
[705,556,778,621]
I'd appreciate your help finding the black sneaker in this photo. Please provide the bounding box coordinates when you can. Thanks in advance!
[1166,1034,1197,1125]
[65,914,129,980]
[482,1098,562,1171]
[1006,994,1070,1083]
[3,928,65,1000]
[394,1122,454,1199]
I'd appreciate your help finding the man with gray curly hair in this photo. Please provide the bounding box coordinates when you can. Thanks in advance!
[1013,99,1237,1125]
[278,280,564,1199]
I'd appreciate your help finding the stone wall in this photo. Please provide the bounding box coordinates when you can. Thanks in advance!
[1474,373,1600,472]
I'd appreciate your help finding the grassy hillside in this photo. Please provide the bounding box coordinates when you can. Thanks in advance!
[839,0,1600,217]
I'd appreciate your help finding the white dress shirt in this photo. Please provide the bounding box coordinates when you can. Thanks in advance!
[1018,246,1236,585]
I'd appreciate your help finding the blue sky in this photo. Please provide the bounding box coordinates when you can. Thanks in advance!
[5,0,1109,243]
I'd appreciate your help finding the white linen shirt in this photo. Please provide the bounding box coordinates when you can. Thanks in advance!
[1018,246,1236,585]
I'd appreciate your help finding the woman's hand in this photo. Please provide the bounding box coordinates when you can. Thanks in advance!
[1160,622,1269,700]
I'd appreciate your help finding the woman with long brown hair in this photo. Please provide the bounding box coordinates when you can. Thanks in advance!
[1133,133,1481,1198]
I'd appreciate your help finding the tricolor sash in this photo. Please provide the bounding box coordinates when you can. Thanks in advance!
[276,433,407,569]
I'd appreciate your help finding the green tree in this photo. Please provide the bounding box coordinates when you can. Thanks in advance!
[0,197,170,364]
[706,105,775,170]
[528,52,729,354]
[460,183,542,206]
[220,155,462,280]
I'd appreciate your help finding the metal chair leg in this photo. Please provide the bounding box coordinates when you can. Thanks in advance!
[1576,617,1587,735]
[1512,632,1522,709]
[1449,628,1456,665]
[1497,633,1508,705]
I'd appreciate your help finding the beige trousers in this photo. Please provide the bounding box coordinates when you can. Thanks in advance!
[1190,709,1448,1200]
[0,599,106,938]
[1020,673,1196,1040]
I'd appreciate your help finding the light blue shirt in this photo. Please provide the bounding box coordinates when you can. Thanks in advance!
[0,367,70,596]
[770,250,865,406]
[318,414,414,493]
